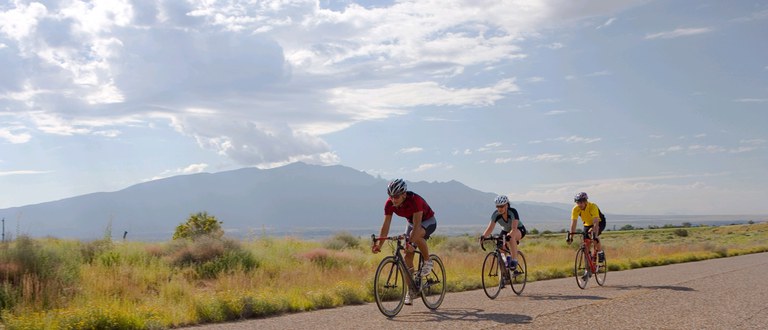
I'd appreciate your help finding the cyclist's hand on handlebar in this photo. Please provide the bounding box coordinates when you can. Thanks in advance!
[371,243,381,254]
[566,231,573,245]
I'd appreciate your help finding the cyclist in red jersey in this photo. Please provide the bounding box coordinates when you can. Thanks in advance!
[371,178,437,305]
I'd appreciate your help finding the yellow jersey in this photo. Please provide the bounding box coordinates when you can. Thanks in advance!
[571,202,601,227]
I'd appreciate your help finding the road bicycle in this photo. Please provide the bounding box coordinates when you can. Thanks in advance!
[480,234,527,298]
[371,234,446,317]
[567,231,607,289]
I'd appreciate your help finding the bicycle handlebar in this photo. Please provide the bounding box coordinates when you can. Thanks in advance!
[479,234,506,251]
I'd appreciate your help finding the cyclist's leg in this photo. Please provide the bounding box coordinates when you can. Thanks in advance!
[596,220,606,257]
[415,218,437,276]
[508,228,522,265]
[583,225,593,252]
[404,223,417,271]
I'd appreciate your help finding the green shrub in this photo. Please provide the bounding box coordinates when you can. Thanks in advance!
[80,238,113,264]
[164,236,257,278]
[674,229,689,237]
[0,236,81,310]
[173,211,224,240]
[323,232,360,250]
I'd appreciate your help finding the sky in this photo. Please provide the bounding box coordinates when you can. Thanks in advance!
[0,0,766,215]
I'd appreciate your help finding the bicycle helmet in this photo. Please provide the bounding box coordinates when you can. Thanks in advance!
[494,195,509,206]
[387,179,407,196]
[574,192,588,202]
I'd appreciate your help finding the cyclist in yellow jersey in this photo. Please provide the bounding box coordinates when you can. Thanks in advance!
[567,192,606,262]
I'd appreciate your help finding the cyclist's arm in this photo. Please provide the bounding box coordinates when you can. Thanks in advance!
[569,218,578,235]
[374,214,393,249]
[481,220,495,238]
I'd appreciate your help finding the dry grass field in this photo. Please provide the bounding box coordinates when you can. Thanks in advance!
[1,221,766,329]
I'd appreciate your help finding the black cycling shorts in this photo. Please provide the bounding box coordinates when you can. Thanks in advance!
[501,226,527,242]
[583,220,606,239]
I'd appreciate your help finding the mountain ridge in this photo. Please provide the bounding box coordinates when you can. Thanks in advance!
[0,163,572,240]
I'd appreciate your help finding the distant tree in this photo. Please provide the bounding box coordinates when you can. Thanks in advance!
[748,220,755,225]
[620,224,635,231]
[682,222,692,228]
[530,228,540,235]
[173,211,224,240]
[673,228,688,237]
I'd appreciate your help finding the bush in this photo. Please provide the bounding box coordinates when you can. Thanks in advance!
[0,236,81,310]
[323,232,360,250]
[80,239,113,264]
[620,224,635,231]
[164,236,257,278]
[173,211,223,240]
[674,229,689,237]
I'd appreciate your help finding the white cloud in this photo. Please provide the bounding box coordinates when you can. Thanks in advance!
[732,9,768,22]
[478,142,503,152]
[452,149,472,156]
[0,170,50,176]
[740,139,766,145]
[398,147,424,154]
[545,42,564,49]
[0,127,31,143]
[555,135,602,144]
[544,110,570,115]
[499,151,599,164]
[733,98,767,103]
[412,162,452,172]
[328,79,520,126]
[645,27,713,39]
[596,17,616,29]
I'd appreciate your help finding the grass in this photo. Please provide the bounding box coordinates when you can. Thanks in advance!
[1,222,767,329]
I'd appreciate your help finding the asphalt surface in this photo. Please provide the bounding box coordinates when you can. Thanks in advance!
[178,252,768,329]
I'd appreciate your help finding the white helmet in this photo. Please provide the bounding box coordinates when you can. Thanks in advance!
[387,179,407,196]
[494,195,509,206]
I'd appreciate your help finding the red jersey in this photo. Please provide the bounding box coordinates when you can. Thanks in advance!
[384,191,435,223]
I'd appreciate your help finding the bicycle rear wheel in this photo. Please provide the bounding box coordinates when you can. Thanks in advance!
[574,248,589,289]
[481,252,502,299]
[373,256,406,317]
[595,252,607,286]
[511,251,527,295]
[420,254,446,310]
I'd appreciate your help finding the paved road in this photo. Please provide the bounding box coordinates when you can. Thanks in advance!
[179,252,768,329]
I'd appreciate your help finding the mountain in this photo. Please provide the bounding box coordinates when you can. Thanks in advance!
[0,162,573,240]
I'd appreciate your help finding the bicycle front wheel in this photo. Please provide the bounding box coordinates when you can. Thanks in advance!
[574,248,589,289]
[420,254,446,310]
[595,252,607,286]
[373,256,406,317]
[481,252,502,299]
[511,251,527,295]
